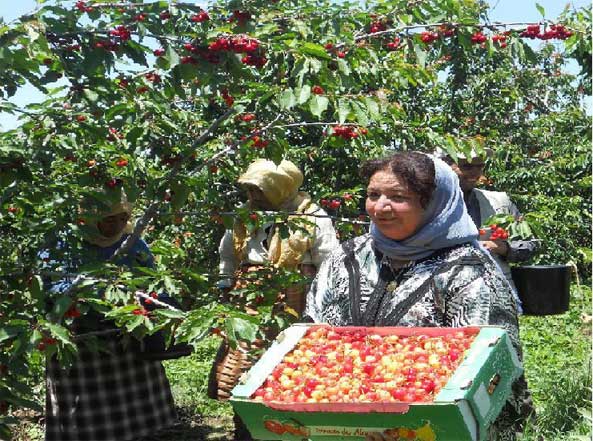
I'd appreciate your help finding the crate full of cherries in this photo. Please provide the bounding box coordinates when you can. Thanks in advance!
[230,324,522,441]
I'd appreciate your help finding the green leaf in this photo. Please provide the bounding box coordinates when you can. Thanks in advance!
[351,101,369,126]
[123,40,148,66]
[224,317,258,342]
[337,58,351,75]
[53,295,72,318]
[521,41,538,64]
[166,45,180,69]
[295,85,311,105]
[278,88,296,110]
[28,275,43,301]
[337,99,351,124]
[126,315,144,332]
[0,326,21,343]
[170,180,191,211]
[221,213,234,229]
[45,322,74,348]
[413,44,427,68]
[155,308,186,319]
[298,42,331,60]
[363,97,380,120]
[83,89,99,104]
[174,309,216,343]
[535,3,545,17]
[309,94,329,117]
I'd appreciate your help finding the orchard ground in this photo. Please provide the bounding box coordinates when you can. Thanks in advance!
[11,283,592,441]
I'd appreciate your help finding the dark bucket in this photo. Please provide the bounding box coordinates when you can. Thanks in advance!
[511,265,572,315]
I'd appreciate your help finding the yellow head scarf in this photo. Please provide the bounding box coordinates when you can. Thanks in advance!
[233,159,318,269]
[79,188,134,248]
[237,159,303,209]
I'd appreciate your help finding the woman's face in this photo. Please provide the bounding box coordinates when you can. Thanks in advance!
[244,184,275,210]
[365,169,425,241]
[97,212,130,238]
[449,159,485,192]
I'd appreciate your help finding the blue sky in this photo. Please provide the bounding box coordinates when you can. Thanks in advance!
[0,0,589,130]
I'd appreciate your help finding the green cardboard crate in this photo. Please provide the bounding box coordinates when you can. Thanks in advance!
[230,325,523,441]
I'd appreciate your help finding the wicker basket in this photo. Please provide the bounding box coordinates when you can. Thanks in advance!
[208,340,258,401]
[283,287,306,316]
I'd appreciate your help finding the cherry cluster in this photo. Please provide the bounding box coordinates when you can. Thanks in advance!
[323,43,346,59]
[230,10,252,24]
[176,35,266,67]
[109,25,132,42]
[37,336,58,351]
[252,327,477,404]
[239,113,256,122]
[208,35,260,53]
[75,0,94,13]
[64,304,81,319]
[492,33,509,48]
[369,20,387,34]
[482,224,510,240]
[249,135,269,149]
[311,85,324,95]
[520,24,573,40]
[470,32,487,44]
[94,40,120,51]
[386,36,401,50]
[107,127,124,141]
[190,11,210,23]
[331,125,360,140]
[320,199,342,210]
[105,178,123,188]
[221,88,234,107]
[420,31,440,44]
[145,72,161,83]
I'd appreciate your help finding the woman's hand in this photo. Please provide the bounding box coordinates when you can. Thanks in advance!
[481,239,509,256]
[365,433,396,441]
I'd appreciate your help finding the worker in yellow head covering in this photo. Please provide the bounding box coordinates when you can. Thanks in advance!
[218,159,338,306]
[214,159,338,440]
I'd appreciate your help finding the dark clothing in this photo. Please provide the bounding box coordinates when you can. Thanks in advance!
[45,340,176,441]
[43,235,177,441]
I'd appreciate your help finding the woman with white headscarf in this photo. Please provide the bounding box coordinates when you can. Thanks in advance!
[305,151,533,441]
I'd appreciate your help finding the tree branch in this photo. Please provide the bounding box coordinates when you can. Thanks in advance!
[110,108,235,261]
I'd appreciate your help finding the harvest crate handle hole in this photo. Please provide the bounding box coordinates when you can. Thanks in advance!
[487,373,501,394]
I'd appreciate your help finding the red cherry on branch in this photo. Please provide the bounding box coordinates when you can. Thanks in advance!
[311,85,324,95]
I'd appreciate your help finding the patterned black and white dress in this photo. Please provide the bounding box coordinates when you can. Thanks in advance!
[305,234,533,440]
[43,236,177,441]
[45,340,176,441]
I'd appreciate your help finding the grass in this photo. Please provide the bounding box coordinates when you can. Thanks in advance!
[11,284,592,441]
[518,283,592,440]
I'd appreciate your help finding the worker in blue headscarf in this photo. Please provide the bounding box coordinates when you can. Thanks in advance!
[305,151,534,441]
